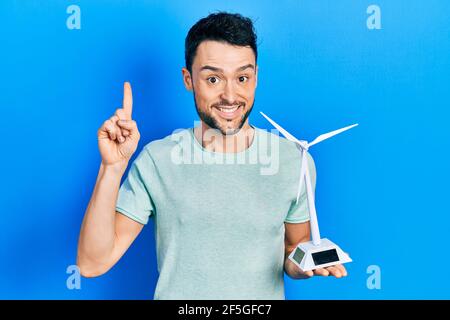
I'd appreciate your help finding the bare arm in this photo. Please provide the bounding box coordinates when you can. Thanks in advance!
[77,82,143,277]
[284,221,311,279]
[76,162,143,277]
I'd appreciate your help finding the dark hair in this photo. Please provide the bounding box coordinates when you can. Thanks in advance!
[185,12,258,73]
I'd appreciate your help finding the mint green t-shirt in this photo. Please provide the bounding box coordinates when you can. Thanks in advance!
[115,125,316,300]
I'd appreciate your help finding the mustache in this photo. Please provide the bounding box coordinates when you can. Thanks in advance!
[211,100,245,109]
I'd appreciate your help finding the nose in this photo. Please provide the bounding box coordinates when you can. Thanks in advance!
[220,80,237,104]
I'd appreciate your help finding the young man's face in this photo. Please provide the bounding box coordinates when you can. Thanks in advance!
[182,40,258,135]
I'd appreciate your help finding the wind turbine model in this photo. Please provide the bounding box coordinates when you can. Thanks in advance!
[260,111,357,272]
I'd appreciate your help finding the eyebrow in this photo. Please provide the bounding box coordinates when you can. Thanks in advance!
[199,63,255,73]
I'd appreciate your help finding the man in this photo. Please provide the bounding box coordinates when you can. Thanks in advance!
[77,12,347,300]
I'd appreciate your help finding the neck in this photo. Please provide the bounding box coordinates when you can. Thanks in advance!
[194,121,255,153]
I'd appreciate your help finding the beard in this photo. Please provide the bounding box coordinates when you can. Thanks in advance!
[193,90,254,136]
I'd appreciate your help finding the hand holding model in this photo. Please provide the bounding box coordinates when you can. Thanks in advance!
[285,258,348,279]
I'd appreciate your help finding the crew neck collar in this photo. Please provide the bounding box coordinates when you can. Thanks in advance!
[190,125,258,156]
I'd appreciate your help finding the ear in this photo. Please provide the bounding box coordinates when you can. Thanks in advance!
[255,65,258,89]
[182,67,193,91]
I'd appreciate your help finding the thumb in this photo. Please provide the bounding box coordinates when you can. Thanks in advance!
[117,119,137,131]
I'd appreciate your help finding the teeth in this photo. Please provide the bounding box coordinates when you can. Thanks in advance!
[219,106,239,113]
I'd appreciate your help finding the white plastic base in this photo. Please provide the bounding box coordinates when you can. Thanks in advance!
[288,238,352,272]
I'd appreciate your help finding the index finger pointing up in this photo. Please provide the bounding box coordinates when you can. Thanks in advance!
[123,81,133,119]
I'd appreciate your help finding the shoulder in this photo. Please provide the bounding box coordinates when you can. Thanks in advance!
[255,126,315,168]
[255,126,304,160]
[140,128,191,161]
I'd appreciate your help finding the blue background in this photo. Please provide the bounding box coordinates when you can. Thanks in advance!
[1,0,449,299]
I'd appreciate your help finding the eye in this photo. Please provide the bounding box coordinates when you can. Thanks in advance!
[207,76,219,84]
[239,76,249,83]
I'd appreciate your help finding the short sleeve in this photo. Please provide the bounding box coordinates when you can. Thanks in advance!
[116,147,155,225]
[285,151,316,223]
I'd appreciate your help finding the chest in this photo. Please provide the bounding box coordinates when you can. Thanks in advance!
[154,164,294,237]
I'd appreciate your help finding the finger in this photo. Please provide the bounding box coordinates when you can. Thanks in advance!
[117,120,139,140]
[116,127,125,143]
[117,119,138,134]
[108,115,125,143]
[313,268,329,276]
[103,119,117,141]
[326,266,342,278]
[115,108,127,120]
[335,264,348,277]
[98,119,112,139]
[110,114,120,123]
[303,270,314,277]
[123,81,133,119]
[113,110,130,136]
[296,265,314,278]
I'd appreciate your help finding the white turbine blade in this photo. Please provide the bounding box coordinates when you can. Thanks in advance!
[308,123,358,147]
[260,112,303,145]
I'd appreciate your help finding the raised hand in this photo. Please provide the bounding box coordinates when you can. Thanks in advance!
[97,82,140,167]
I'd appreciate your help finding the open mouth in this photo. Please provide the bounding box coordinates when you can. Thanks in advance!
[214,106,242,120]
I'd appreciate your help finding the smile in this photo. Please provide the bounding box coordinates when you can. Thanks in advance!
[214,106,242,119]
[219,106,239,113]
